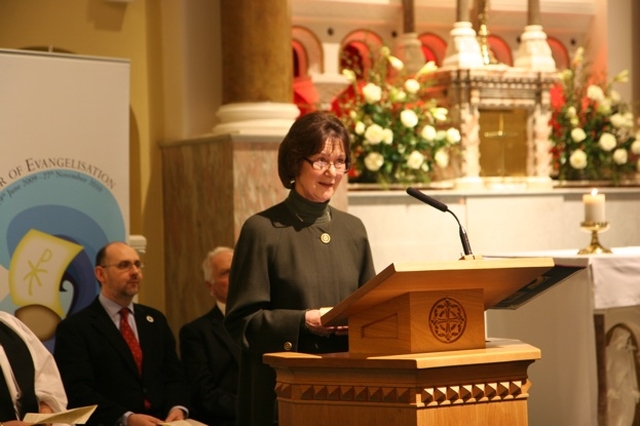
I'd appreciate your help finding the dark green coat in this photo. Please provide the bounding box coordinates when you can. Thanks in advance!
[225,195,376,426]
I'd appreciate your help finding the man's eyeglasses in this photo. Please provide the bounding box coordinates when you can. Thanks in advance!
[100,260,145,271]
[303,157,350,174]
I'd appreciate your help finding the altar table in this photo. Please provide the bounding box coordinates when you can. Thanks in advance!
[486,246,640,426]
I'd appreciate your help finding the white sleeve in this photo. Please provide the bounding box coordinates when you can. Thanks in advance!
[0,313,67,412]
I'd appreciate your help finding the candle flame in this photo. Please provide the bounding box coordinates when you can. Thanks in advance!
[591,188,598,196]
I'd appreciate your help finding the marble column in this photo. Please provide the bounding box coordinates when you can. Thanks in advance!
[457,0,470,22]
[528,0,541,26]
[442,0,483,69]
[213,0,299,136]
[163,0,299,329]
[403,0,415,33]
[514,0,556,71]
[396,0,424,74]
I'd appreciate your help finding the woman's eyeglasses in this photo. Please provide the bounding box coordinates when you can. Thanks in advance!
[303,157,350,174]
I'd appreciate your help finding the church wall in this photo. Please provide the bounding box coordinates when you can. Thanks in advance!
[0,0,168,312]
[606,0,635,103]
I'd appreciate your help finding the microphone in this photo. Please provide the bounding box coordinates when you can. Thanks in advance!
[406,187,473,256]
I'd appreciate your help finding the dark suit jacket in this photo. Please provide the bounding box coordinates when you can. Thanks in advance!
[54,297,189,426]
[180,306,239,426]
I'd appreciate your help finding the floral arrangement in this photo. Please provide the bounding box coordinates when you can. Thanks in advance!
[549,47,640,184]
[331,46,460,186]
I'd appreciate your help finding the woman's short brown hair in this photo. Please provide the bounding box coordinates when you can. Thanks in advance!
[277,112,351,189]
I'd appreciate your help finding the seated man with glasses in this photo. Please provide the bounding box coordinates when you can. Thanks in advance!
[54,241,190,426]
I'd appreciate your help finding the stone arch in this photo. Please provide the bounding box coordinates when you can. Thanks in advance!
[418,32,447,66]
[487,34,513,66]
[292,26,323,115]
[292,26,323,76]
[339,29,383,79]
[546,37,569,70]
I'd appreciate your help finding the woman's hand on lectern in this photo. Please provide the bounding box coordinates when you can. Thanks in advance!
[305,309,348,337]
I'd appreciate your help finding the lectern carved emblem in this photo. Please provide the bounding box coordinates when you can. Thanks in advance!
[429,297,467,343]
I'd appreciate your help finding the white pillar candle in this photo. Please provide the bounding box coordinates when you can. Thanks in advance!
[583,189,605,223]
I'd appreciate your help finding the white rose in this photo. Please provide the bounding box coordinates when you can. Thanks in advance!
[354,121,365,135]
[565,106,577,118]
[598,132,617,151]
[382,128,394,144]
[586,85,604,102]
[630,140,640,155]
[364,124,385,144]
[571,127,587,142]
[609,113,625,128]
[431,107,448,122]
[389,88,406,102]
[421,125,437,141]
[406,150,425,170]
[364,152,384,172]
[446,128,461,144]
[400,109,419,128]
[623,112,635,128]
[613,148,628,165]
[570,117,579,127]
[597,98,612,115]
[434,149,449,168]
[569,149,588,169]
[362,83,382,104]
[404,78,420,94]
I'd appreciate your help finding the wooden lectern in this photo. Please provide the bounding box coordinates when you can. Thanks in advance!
[264,258,563,426]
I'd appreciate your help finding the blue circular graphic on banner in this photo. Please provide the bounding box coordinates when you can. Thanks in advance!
[0,169,125,350]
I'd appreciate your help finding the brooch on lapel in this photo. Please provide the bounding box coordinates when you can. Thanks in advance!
[146,315,154,323]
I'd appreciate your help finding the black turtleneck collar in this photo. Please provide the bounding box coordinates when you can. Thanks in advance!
[284,189,331,224]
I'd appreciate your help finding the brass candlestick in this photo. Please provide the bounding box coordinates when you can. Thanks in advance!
[578,221,612,255]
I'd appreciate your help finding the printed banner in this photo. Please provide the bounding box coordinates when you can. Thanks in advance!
[0,49,130,350]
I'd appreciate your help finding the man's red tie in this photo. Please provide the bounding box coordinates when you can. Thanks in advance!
[120,309,151,409]
[119,308,143,374]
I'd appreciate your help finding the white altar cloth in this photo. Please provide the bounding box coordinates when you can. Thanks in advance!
[588,248,640,309]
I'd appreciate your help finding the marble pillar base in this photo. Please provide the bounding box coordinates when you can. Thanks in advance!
[212,102,299,137]
[395,32,425,75]
[442,22,483,69]
[514,25,556,72]
[310,72,350,111]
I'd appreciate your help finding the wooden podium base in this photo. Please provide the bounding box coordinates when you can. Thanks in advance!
[264,339,540,426]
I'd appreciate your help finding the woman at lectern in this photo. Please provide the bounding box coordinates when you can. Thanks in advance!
[224,111,376,426]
